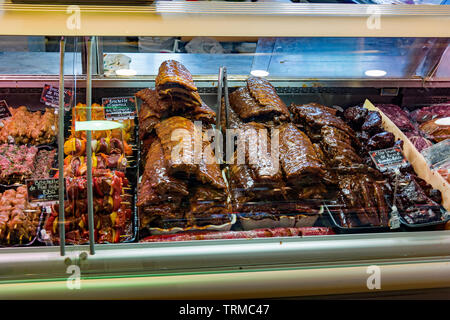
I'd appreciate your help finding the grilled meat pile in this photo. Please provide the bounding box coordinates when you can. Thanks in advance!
[225,79,324,222]
[0,186,40,245]
[136,60,216,142]
[0,106,57,145]
[290,103,391,227]
[137,61,231,233]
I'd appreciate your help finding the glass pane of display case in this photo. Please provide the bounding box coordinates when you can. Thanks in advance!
[100,36,450,79]
[0,36,83,75]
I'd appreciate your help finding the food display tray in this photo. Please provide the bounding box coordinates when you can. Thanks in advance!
[0,202,44,248]
[324,203,391,234]
[235,204,324,231]
[0,144,58,188]
[145,213,237,236]
[399,206,450,230]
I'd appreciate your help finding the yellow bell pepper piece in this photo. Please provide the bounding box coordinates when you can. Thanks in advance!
[110,211,117,227]
[53,217,58,234]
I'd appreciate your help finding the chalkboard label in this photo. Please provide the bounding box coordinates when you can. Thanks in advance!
[0,100,12,120]
[370,146,407,170]
[40,84,73,108]
[102,97,137,120]
[26,178,64,202]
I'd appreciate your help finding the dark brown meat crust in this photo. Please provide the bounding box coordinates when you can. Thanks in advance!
[155,60,197,92]
[155,116,226,189]
[156,60,202,107]
[320,125,362,168]
[278,123,325,183]
[289,103,355,141]
[246,77,290,120]
[187,187,230,227]
[137,139,189,208]
[229,83,289,123]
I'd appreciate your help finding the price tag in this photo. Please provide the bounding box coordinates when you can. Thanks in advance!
[102,97,137,120]
[26,178,64,202]
[370,146,407,171]
[0,100,12,120]
[389,205,401,230]
[40,84,73,108]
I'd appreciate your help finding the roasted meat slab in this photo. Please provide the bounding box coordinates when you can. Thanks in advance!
[187,187,231,227]
[155,60,202,107]
[246,77,290,120]
[155,116,226,189]
[289,103,355,141]
[137,139,189,207]
[278,123,325,183]
[320,125,362,168]
[229,86,288,124]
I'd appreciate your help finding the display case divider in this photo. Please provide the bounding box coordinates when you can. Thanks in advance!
[86,37,95,255]
[223,67,230,131]
[216,66,224,132]
[58,37,66,257]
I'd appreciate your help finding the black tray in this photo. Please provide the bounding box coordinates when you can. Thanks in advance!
[399,205,450,230]
[324,203,391,234]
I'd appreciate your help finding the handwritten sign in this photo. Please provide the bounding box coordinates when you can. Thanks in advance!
[40,84,73,108]
[370,146,407,171]
[102,97,137,120]
[0,100,12,120]
[26,178,63,202]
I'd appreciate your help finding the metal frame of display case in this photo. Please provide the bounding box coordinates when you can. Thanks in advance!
[0,1,450,37]
[0,1,449,299]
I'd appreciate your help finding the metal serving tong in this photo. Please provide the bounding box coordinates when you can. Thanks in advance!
[216,66,230,132]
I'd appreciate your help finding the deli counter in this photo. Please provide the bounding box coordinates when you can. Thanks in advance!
[0,1,449,299]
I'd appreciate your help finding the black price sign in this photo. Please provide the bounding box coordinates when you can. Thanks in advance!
[370,146,407,170]
[102,96,137,120]
[40,84,73,108]
[26,178,63,202]
[0,100,12,120]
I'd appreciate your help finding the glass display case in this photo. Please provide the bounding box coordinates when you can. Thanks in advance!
[0,1,449,299]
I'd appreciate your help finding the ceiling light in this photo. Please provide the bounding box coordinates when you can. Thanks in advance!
[250,70,269,77]
[365,69,387,77]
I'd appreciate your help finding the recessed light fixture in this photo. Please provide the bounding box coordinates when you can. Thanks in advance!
[115,68,137,76]
[250,70,269,77]
[365,69,387,77]
[75,120,124,132]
